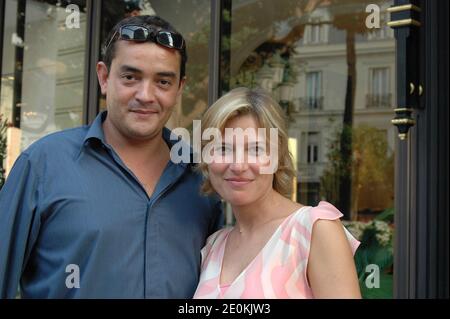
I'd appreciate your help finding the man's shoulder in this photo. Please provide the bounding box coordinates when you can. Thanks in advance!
[22,125,89,158]
[172,164,222,205]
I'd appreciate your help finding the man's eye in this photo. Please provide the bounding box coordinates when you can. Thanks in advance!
[122,74,136,81]
[159,79,172,86]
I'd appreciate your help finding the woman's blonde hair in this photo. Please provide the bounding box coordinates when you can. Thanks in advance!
[198,87,295,198]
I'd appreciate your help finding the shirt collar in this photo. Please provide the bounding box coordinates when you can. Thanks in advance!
[83,110,108,146]
[162,125,194,168]
[81,111,194,166]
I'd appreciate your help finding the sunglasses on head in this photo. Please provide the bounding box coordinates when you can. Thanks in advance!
[105,24,185,52]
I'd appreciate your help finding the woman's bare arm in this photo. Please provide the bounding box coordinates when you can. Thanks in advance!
[307,219,362,299]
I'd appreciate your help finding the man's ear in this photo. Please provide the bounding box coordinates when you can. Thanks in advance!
[177,76,186,97]
[96,62,109,95]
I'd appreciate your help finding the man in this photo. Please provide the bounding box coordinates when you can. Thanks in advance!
[0,15,223,298]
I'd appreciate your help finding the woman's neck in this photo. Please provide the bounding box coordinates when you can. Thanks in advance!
[231,189,296,235]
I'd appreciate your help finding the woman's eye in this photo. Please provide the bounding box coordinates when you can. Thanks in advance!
[249,146,265,155]
[215,146,231,155]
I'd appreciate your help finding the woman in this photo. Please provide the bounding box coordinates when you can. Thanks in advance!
[194,87,361,299]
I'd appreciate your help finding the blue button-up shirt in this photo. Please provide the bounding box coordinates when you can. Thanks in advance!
[0,111,223,298]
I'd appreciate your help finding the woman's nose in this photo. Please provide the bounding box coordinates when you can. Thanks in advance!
[229,161,249,173]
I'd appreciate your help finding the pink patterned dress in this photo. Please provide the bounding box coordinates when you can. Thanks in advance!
[193,201,360,299]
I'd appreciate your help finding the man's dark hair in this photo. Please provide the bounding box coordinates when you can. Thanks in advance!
[102,15,187,81]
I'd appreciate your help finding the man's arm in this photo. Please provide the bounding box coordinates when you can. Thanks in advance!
[0,153,40,298]
[208,197,224,234]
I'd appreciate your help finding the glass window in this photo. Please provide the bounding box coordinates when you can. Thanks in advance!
[306,71,322,109]
[220,0,396,299]
[99,0,211,130]
[311,19,322,43]
[303,8,330,45]
[307,132,319,163]
[368,67,391,108]
[367,5,394,40]
[1,0,87,179]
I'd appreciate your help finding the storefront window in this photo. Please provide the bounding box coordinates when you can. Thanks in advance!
[99,0,211,130]
[0,0,87,177]
[220,0,396,298]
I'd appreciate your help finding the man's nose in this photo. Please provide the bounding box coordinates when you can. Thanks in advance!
[135,81,156,103]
